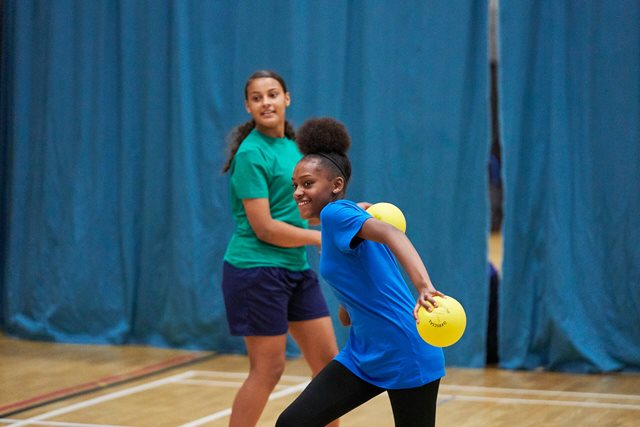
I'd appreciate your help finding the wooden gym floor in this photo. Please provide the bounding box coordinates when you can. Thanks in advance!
[1,235,638,426]
[2,332,639,426]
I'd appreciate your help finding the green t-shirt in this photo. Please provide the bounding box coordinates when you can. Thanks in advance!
[224,128,310,270]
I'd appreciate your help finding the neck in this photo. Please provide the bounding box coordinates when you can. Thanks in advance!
[256,124,285,138]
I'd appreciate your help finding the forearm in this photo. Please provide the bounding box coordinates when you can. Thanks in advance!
[387,233,444,319]
[385,232,435,293]
[255,219,321,248]
[358,218,441,318]
[243,198,320,248]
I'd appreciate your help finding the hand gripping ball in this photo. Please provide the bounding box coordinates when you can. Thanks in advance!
[417,295,467,347]
[366,202,406,233]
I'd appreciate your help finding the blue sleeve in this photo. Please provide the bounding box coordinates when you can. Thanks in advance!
[322,201,372,253]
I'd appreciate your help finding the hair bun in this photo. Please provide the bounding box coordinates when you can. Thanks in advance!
[296,117,351,156]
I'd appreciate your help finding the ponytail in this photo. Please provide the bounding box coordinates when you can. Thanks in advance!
[222,120,255,173]
[284,120,296,141]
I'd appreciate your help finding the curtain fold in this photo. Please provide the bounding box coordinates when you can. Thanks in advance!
[499,0,640,372]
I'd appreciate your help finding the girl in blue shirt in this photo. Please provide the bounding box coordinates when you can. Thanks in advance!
[278,118,446,427]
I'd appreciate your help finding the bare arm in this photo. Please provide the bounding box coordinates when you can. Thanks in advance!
[243,198,321,248]
[357,201,373,210]
[357,218,444,321]
[338,305,351,326]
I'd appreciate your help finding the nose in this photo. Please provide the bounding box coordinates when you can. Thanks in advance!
[293,186,303,199]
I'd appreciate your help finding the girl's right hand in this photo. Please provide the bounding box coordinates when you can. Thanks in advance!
[413,286,445,322]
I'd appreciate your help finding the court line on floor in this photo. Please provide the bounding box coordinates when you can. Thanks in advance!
[177,379,296,390]
[439,394,640,410]
[5,370,310,427]
[185,372,640,403]
[8,369,639,426]
[4,372,193,427]
[177,372,640,424]
[441,384,640,401]
[0,352,217,417]
[178,373,640,418]
[187,370,310,382]
[177,380,310,427]
[0,419,127,427]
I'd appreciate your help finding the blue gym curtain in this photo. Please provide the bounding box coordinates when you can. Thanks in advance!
[1,0,489,367]
[499,1,640,372]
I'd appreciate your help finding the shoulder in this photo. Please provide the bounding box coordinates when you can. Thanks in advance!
[321,200,369,222]
[273,135,299,153]
[321,200,372,250]
[284,137,299,151]
[235,133,271,165]
[236,130,263,154]
[322,199,355,214]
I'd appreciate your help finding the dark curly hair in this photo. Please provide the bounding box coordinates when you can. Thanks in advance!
[222,70,295,173]
[296,117,352,186]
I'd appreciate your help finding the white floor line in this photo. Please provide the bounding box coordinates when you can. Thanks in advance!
[175,379,248,388]
[0,419,128,427]
[441,384,640,401]
[439,394,640,410]
[176,379,291,390]
[178,381,310,427]
[8,368,639,427]
[186,370,310,382]
[5,371,193,427]
[267,381,310,401]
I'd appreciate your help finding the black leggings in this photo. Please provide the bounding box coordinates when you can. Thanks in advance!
[276,360,440,427]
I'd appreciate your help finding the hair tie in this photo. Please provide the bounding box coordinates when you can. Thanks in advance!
[316,152,347,179]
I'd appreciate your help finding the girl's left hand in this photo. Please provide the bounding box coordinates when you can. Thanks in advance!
[413,287,445,322]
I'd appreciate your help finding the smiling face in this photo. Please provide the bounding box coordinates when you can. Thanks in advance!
[245,77,291,138]
[292,157,344,222]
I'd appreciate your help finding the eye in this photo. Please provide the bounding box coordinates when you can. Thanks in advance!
[250,95,260,102]
[303,181,312,188]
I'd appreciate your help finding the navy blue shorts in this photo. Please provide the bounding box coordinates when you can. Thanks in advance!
[222,262,331,336]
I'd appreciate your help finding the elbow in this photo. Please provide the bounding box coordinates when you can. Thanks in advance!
[253,226,275,244]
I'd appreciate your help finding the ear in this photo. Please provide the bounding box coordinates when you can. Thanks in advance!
[332,176,345,194]
[284,92,291,107]
[245,100,251,114]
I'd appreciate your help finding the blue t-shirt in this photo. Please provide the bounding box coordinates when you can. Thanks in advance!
[320,200,445,389]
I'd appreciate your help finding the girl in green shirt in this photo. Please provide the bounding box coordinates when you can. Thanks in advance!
[221,70,340,427]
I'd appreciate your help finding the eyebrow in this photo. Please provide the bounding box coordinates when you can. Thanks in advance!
[248,87,280,95]
[292,174,313,181]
